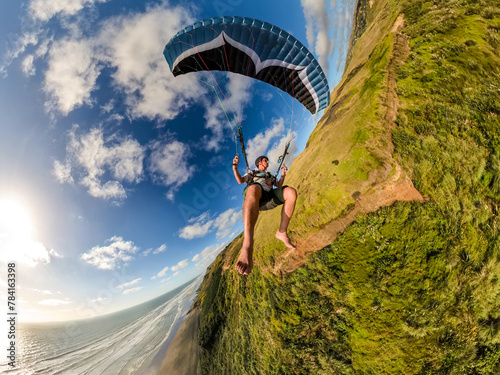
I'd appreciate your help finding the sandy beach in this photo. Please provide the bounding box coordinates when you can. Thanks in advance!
[158,306,201,375]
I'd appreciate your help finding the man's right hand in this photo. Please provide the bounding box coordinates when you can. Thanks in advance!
[232,155,245,184]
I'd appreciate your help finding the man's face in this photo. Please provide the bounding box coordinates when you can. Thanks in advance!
[259,158,269,170]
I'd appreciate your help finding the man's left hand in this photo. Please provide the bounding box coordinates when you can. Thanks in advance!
[281,164,288,176]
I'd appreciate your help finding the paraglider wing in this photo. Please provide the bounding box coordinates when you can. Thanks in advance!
[163,16,330,114]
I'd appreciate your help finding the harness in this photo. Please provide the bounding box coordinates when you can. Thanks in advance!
[246,170,275,187]
[243,170,286,212]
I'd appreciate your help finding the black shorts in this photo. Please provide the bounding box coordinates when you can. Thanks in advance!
[243,184,288,211]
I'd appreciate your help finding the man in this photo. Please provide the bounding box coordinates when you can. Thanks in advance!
[232,155,297,275]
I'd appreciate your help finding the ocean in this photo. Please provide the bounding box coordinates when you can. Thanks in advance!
[0,275,202,375]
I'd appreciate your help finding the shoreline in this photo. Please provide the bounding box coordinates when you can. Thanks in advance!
[157,306,202,375]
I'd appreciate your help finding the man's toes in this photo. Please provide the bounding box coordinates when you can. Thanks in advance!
[236,262,247,275]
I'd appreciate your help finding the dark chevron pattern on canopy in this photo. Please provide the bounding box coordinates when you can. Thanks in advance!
[164,16,330,114]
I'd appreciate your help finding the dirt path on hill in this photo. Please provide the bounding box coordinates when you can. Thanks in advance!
[273,14,422,275]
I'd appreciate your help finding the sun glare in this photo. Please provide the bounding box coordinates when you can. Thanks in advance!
[0,197,35,239]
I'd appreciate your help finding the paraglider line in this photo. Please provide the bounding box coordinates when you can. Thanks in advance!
[196,78,238,136]
[172,34,241,124]
[171,37,240,152]
[206,24,243,128]
[239,24,256,126]
[171,29,250,165]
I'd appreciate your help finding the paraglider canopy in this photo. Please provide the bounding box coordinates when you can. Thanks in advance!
[163,16,330,115]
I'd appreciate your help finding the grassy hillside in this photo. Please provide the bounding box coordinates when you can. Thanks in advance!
[195,0,500,374]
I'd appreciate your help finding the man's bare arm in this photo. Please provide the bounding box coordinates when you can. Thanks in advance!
[233,156,246,184]
[276,165,288,188]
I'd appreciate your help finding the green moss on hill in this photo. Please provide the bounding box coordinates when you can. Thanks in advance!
[195,0,500,373]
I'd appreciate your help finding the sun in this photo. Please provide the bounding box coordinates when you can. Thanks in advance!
[0,197,34,239]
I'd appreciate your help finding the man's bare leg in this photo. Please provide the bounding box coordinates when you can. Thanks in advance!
[275,187,297,249]
[236,185,262,275]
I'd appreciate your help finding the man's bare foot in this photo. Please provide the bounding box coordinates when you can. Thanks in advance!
[275,231,296,249]
[236,247,253,275]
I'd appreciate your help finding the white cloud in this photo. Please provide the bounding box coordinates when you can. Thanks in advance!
[200,74,254,152]
[116,278,141,289]
[7,1,281,158]
[29,288,61,295]
[44,38,100,114]
[123,287,142,295]
[108,113,125,123]
[101,101,114,113]
[35,36,52,58]
[152,266,169,280]
[300,0,357,84]
[81,236,139,270]
[0,237,54,268]
[29,0,110,21]
[245,117,298,172]
[144,244,167,257]
[21,55,36,76]
[158,266,169,277]
[201,98,227,152]
[82,178,126,200]
[153,244,167,254]
[178,220,213,240]
[96,5,201,121]
[149,140,195,200]
[301,0,332,75]
[165,190,175,201]
[38,299,71,306]
[188,211,211,224]
[5,1,271,134]
[246,118,285,166]
[331,0,357,74]
[266,133,299,174]
[179,208,242,240]
[20,2,203,119]
[214,209,242,240]
[90,296,108,303]
[49,248,64,258]
[261,92,273,102]
[192,241,230,269]
[55,126,145,200]
[53,160,74,184]
[171,259,189,272]
[1,31,40,76]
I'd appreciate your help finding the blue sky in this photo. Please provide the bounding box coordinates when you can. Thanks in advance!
[0,0,355,323]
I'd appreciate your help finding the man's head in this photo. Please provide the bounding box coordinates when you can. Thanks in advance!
[255,155,269,171]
